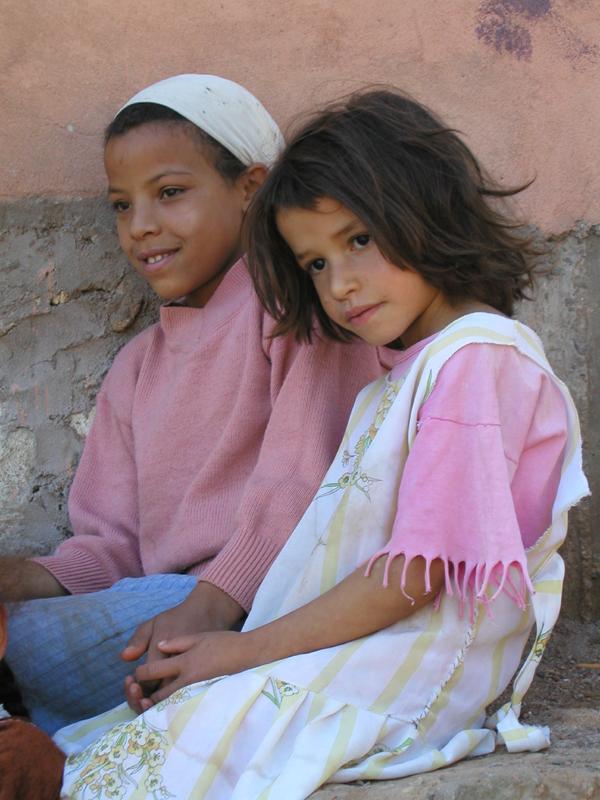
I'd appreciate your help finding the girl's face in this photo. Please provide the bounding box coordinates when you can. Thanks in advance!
[276,197,457,348]
[105,123,253,307]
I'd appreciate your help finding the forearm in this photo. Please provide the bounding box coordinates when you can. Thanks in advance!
[182,580,244,629]
[0,558,68,601]
[244,555,444,665]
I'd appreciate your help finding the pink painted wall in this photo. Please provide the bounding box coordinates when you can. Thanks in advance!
[1,0,598,231]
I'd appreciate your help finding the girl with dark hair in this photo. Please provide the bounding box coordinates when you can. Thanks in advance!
[57,90,587,800]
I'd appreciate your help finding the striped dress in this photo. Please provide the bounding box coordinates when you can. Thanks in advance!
[57,313,588,800]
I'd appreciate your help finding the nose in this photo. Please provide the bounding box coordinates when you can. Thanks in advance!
[128,200,160,240]
[327,257,359,301]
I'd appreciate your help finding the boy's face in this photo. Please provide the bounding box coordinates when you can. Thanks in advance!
[105,123,248,307]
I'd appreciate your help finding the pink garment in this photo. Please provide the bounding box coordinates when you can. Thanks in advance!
[369,338,567,611]
[34,259,383,611]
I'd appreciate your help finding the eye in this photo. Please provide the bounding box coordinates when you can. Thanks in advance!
[160,187,184,199]
[352,233,371,249]
[111,200,130,213]
[306,258,326,275]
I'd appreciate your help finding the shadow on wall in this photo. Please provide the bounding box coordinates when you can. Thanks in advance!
[475,0,599,65]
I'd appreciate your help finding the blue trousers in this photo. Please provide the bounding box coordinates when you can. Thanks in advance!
[5,574,197,734]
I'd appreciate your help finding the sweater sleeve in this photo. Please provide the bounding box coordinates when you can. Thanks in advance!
[32,337,148,593]
[196,320,383,611]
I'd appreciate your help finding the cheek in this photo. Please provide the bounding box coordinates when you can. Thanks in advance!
[313,279,335,313]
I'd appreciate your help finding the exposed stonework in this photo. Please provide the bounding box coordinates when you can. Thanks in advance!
[0,199,598,619]
[0,198,159,555]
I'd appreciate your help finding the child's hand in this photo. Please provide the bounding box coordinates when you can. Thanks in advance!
[121,581,244,712]
[0,718,65,800]
[133,630,259,706]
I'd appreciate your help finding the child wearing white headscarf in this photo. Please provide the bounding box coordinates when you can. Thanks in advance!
[3,75,383,734]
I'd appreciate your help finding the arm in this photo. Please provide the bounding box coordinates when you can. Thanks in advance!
[0,558,67,602]
[123,326,381,710]
[33,347,146,594]
[196,322,383,610]
[134,554,444,704]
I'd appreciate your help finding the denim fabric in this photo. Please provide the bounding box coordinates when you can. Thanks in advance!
[5,574,197,734]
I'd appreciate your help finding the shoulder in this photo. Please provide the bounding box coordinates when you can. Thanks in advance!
[98,323,161,404]
[421,340,566,431]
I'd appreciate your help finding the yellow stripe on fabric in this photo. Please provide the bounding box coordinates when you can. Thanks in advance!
[501,728,531,742]
[309,638,364,693]
[189,685,264,797]
[464,610,531,729]
[426,327,513,361]
[514,321,546,360]
[368,611,444,715]
[318,705,359,787]
[431,750,448,769]
[534,579,563,594]
[320,492,351,593]
[344,379,386,444]
[256,783,275,800]
[60,704,135,743]
[307,692,328,722]
[168,687,211,741]
[416,613,485,739]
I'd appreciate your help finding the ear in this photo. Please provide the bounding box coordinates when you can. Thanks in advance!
[0,605,6,659]
[238,164,268,211]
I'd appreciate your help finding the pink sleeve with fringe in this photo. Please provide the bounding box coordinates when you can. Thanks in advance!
[367,343,568,613]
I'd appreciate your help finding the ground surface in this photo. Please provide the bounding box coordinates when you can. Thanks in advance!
[313,619,600,799]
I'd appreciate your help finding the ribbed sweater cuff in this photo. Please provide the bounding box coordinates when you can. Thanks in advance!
[193,536,282,612]
[32,551,114,595]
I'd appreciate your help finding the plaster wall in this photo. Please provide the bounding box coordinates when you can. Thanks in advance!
[0,0,598,616]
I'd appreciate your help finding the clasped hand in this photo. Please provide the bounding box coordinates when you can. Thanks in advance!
[133,630,256,707]
[121,581,246,712]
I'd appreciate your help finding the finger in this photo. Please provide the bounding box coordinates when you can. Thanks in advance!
[140,696,155,712]
[122,619,153,661]
[135,656,181,685]
[124,675,144,713]
[150,677,186,705]
[157,635,200,654]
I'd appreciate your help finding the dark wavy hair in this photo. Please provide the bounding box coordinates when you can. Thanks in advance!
[105,103,246,184]
[246,89,541,342]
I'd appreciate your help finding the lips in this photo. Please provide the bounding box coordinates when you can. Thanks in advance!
[135,248,179,273]
[345,303,382,325]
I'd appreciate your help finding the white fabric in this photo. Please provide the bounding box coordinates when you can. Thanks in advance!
[120,74,284,166]
[57,314,588,799]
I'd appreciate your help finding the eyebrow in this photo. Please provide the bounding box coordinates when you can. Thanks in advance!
[107,170,194,195]
[295,219,363,262]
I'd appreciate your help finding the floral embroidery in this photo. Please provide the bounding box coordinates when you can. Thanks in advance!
[66,716,174,799]
[318,377,402,500]
[532,626,552,660]
[152,685,194,712]
[260,677,300,708]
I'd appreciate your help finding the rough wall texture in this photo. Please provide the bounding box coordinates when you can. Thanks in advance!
[0,200,597,618]
[0,200,159,555]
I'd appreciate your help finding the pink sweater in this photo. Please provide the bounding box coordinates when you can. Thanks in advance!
[35,260,383,610]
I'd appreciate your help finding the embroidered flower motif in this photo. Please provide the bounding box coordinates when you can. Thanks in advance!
[532,626,552,660]
[261,677,300,708]
[319,377,402,500]
[65,715,175,799]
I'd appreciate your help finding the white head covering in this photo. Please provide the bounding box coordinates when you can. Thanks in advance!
[118,74,284,167]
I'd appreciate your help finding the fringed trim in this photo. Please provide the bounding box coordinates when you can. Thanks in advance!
[365,549,535,620]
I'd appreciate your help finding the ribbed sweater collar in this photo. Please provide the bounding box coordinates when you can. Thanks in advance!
[158,258,253,350]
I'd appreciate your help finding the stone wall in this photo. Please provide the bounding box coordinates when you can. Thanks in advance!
[0,199,598,618]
